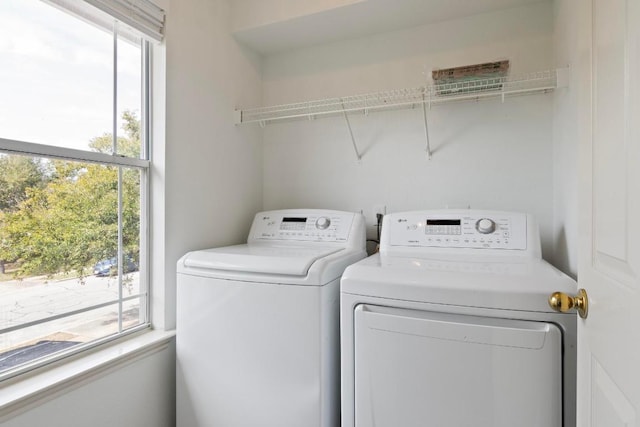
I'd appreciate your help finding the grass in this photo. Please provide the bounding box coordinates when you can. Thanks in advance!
[0,264,88,283]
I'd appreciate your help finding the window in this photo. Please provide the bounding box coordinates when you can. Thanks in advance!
[0,0,158,378]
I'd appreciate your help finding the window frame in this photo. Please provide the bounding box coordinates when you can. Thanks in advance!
[0,4,153,381]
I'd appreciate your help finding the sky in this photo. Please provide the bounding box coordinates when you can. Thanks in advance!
[0,0,141,152]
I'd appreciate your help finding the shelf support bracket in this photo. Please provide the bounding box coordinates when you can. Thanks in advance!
[422,93,432,160]
[341,101,361,161]
[307,102,313,120]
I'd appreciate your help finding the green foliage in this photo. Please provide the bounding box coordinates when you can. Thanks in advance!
[0,156,48,211]
[0,111,142,278]
[0,156,49,270]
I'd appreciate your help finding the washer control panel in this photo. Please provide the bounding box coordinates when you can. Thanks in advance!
[386,211,527,250]
[251,211,355,242]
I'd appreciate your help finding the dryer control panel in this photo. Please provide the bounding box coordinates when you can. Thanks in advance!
[384,210,528,251]
[250,210,356,243]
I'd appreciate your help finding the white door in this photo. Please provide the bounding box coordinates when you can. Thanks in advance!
[578,0,640,425]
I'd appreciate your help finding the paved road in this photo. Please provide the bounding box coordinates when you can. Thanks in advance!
[0,273,141,353]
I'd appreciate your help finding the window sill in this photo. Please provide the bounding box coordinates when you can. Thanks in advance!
[0,329,176,422]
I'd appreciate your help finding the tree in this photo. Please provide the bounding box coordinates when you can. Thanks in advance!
[0,156,48,211]
[0,111,141,278]
[0,156,49,273]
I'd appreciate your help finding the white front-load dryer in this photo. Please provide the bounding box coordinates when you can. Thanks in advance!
[177,209,366,427]
[341,210,577,427]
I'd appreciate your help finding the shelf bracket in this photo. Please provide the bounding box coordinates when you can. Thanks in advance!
[341,101,361,161]
[307,102,314,120]
[422,93,432,160]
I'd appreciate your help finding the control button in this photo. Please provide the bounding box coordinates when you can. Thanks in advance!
[315,217,331,230]
[475,218,496,234]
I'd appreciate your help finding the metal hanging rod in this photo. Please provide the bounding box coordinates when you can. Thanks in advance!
[235,68,568,125]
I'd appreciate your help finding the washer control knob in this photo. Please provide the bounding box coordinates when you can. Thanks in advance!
[475,218,496,234]
[315,217,331,230]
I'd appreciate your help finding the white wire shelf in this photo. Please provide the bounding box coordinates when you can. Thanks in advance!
[235,68,568,126]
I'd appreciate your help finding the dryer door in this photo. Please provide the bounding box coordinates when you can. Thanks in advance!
[354,305,562,427]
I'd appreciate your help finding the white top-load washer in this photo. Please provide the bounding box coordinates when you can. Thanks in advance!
[177,209,366,427]
[341,210,577,427]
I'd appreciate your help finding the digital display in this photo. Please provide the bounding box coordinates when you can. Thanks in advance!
[282,217,307,223]
[426,219,461,226]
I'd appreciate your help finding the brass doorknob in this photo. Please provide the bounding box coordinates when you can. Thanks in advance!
[548,288,589,319]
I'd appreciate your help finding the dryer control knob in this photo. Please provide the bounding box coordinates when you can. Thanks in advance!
[475,218,496,234]
[316,217,331,230]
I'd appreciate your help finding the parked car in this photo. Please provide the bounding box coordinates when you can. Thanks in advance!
[93,256,138,276]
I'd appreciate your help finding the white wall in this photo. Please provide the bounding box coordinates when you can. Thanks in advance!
[550,0,580,277]
[261,2,560,259]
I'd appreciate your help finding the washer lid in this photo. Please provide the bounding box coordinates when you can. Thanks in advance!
[341,254,577,313]
[182,244,343,276]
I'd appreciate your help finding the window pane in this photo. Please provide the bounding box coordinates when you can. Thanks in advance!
[122,168,143,294]
[0,0,113,151]
[116,35,144,158]
[0,154,145,369]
